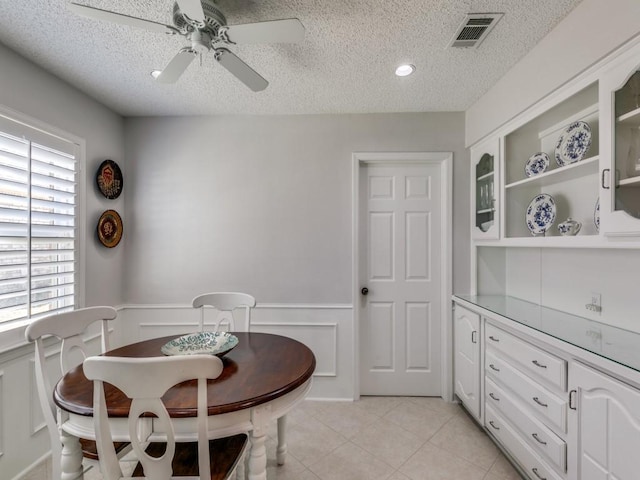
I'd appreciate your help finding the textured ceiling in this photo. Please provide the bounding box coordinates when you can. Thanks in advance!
[0,0,582,116]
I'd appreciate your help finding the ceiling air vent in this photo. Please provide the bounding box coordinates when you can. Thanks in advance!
[449,13,503,49]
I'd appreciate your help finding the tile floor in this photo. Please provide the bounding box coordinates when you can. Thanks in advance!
[80,396,523,480]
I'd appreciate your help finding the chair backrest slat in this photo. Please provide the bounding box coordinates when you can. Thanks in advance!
[191,292,256,332]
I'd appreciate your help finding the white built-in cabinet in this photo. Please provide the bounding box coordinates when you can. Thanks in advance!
[471,39,640,245]
[452,298,640,480]
[453,305,481,420]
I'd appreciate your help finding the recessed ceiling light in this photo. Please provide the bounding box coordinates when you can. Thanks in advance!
[395,64,415,77]
[150,70,162,79]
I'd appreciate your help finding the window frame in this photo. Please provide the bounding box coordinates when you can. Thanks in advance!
[0,105,85,343]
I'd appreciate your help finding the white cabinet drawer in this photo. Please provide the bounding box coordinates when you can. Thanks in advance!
[485,323,567,391]
[485,405,563,480]
[486,349,567,433]
[486,377,566,471]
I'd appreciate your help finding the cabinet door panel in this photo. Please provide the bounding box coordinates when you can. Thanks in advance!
[571,362,640,480]
[471,137,500,240]
[599,42,640,236]
[454,305,481,420]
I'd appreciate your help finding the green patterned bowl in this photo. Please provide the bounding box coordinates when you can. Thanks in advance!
[161,331,239,357]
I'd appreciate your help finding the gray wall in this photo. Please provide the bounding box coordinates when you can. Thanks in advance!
[0,42,125,308]
[124,113,468,305]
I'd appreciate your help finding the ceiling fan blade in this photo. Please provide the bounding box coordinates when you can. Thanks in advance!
[215,49,268,92]
[68,2,174,35]
[176,0,206,23]
[155,49,198,84]
[224,19,305,44]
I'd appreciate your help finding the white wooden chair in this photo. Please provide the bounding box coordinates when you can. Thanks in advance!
[191,292,288,465]
[191,292,256,332]
[83,354,248,480]
[24,306,129,480]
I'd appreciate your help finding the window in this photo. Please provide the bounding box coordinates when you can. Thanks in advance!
[0,113,81,327]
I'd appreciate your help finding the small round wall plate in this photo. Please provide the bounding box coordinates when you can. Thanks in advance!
[97,209,123,248]
[96,159,123,199]
[525,152,550,177]
[525,193,556,235]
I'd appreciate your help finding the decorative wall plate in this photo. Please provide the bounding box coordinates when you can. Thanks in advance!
[161,331,239,357]
[525,152,550,177]
[555,121,592,166]
[594,198,600,232]
[96,159,123,199]
[97,209,123,248]
[526,193,556,235]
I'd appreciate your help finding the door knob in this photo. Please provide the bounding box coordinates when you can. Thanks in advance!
[361,287,369,295]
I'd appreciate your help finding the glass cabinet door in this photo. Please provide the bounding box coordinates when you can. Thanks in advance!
[600,44,640,236]
[471,137,500,240]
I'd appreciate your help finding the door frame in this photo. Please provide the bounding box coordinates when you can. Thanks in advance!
[352,151,453,401]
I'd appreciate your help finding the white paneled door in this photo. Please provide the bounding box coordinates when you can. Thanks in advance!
[359,162,442,395]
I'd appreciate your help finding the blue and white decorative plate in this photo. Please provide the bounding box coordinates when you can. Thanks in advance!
[525,152,550,177]
[161,331,239,357]
[555,121,592,166]
[526,193,556,235]
[594,198,600,232]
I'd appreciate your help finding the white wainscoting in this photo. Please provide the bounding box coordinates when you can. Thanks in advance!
[117,303,355,401]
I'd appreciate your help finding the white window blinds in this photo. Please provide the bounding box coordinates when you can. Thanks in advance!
[0,116,78,325]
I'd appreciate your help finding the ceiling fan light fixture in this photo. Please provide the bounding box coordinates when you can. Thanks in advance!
[395,64,415,77]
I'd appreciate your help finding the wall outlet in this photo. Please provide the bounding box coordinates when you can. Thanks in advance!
[585,292,602,314]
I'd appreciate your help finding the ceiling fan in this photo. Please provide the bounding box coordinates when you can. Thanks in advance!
[68,0,305,91]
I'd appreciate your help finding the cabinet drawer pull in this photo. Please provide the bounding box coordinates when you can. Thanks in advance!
[532,397,548,408]
[489,420,500,430]
[489,392,500,402]
[489,363,500,372]
[532,360,547,369]
[532,433,547,445]
[532,467,547,480]
[489,335,500,342]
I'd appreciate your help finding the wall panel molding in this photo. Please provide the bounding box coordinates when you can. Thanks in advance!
[119,303,353,400]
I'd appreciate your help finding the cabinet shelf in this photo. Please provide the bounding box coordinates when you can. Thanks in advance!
[474,236,640,248]
[505,156,599,190]
[619,176,640,187]
[477,172,494,181]
[617,106,640,126]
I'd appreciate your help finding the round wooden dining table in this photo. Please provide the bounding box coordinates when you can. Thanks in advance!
[54,332,316,480]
